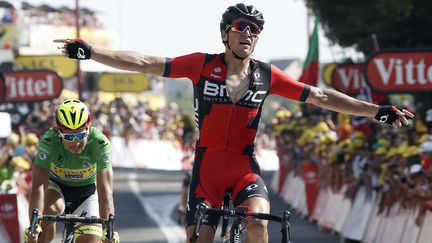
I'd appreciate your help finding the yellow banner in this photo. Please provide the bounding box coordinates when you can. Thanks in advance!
[15,55,77,79]
[98,73,150,92]
[322,63,336,86]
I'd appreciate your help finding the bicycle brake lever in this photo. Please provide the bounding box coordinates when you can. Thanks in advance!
[281,211,291,243]
[30,209,40,235]
[190,203,208,243]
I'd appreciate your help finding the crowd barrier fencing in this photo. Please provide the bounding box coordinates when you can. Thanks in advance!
[0,193,29,243]
[272,171,432,243]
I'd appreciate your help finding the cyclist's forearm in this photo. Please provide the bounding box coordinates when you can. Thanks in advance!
[91,48,165,76]
[29,164,49,221]
[97,169,115,219]
[28,186,44,221]
[98,191,114,219]
[306,87,379,117]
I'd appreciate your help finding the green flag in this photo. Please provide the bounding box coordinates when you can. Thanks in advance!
[299,17,319,86]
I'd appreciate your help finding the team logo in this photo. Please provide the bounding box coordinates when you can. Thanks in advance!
[253,72,263,85]
[210,67,222,79]
[203,80,266,104]
[245,183,259,191]
[77,47,86,59]
[379,115,389,123]
[81,160,92,168]
[253,72,260,80]
[102,154,111,163]
[38,151,47,160]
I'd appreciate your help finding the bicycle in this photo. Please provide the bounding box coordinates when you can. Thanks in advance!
[190,192,291,243]
[30,208,116,243]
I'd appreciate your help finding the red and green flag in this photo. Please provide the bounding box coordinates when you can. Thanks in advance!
[299,17,319,86]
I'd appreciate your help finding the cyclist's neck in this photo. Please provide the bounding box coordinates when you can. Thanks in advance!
[224,52,251,74]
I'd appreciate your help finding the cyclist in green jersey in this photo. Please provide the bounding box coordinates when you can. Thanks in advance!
[25,99,118,243]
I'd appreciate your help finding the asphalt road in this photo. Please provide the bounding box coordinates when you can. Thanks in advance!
[111,168,341,243]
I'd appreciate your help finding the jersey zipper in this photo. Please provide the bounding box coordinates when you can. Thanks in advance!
[225,104,236,151]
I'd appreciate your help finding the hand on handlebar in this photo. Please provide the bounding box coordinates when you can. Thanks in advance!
[24,225,42,243]
[102,230,120,243]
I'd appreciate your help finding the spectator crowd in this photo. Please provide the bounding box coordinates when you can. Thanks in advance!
[272,105,432,227]
[1,1,102,28]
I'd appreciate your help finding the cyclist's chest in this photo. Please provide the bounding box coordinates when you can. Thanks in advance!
[49,148,97,179]
[195,65,270,109]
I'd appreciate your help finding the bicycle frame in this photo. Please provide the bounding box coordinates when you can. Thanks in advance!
[30,208,115,243]
[191,202,291,243]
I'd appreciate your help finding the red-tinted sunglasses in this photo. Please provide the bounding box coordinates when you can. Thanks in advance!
[229,21,261,35]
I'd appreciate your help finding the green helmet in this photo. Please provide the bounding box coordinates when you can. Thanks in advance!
[55,99,91,130]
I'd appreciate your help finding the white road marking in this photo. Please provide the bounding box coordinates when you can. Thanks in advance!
[128,173,186,243]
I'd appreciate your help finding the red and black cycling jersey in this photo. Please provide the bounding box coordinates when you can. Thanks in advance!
[163,52,310,155]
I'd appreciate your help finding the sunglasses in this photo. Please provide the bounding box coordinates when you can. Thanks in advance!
[59,129,89,142]
[229,21,261,36]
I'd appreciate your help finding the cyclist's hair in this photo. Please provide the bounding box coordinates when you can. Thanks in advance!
[220,3,265,31]
[55,99,92,131]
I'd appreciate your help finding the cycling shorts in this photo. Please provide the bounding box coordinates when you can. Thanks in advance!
[185,148,269,230]
[48,180,102,240]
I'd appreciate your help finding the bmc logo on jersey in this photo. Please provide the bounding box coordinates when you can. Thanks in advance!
[203,80,267,103]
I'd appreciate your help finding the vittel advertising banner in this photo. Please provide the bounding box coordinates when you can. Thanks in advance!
[331,63,364,95]
[0,70,63,102]
[365,49,432,93]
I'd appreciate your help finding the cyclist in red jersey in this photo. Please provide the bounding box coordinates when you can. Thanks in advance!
[54,3,413,242]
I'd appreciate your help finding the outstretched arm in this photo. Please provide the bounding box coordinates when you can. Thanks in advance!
[305,86,414,128]
[91,48,165,76]
[54,38,165,76]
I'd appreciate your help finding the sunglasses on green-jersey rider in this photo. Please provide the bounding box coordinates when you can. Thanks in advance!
[59,129,89,142]
[228,21,261,35]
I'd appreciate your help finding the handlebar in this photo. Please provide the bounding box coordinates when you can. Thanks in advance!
[190,203,291,243]
[30,208,115,242]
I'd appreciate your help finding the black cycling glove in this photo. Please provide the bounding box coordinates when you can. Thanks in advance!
[66,38,92,60]
[374,105,400,125]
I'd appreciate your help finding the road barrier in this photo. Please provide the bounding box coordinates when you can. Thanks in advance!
[272,171,432,243]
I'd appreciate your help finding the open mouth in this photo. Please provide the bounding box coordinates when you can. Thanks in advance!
[240,40,251,46]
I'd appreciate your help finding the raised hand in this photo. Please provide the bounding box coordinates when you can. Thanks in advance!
[374,106,414,128]
[54,38,92,60]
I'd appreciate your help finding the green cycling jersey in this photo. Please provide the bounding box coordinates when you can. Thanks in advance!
[34,126,112,187]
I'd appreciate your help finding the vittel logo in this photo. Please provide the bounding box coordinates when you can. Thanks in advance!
[6,74,56,98]
[331,64,364,94]
[365,51,432,92]
[1,71,63,102]
[373,58,432,85]
[203,80,267,103]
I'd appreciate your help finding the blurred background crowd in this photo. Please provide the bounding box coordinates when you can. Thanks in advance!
[272,105,432,226]
[1,1,101,27]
